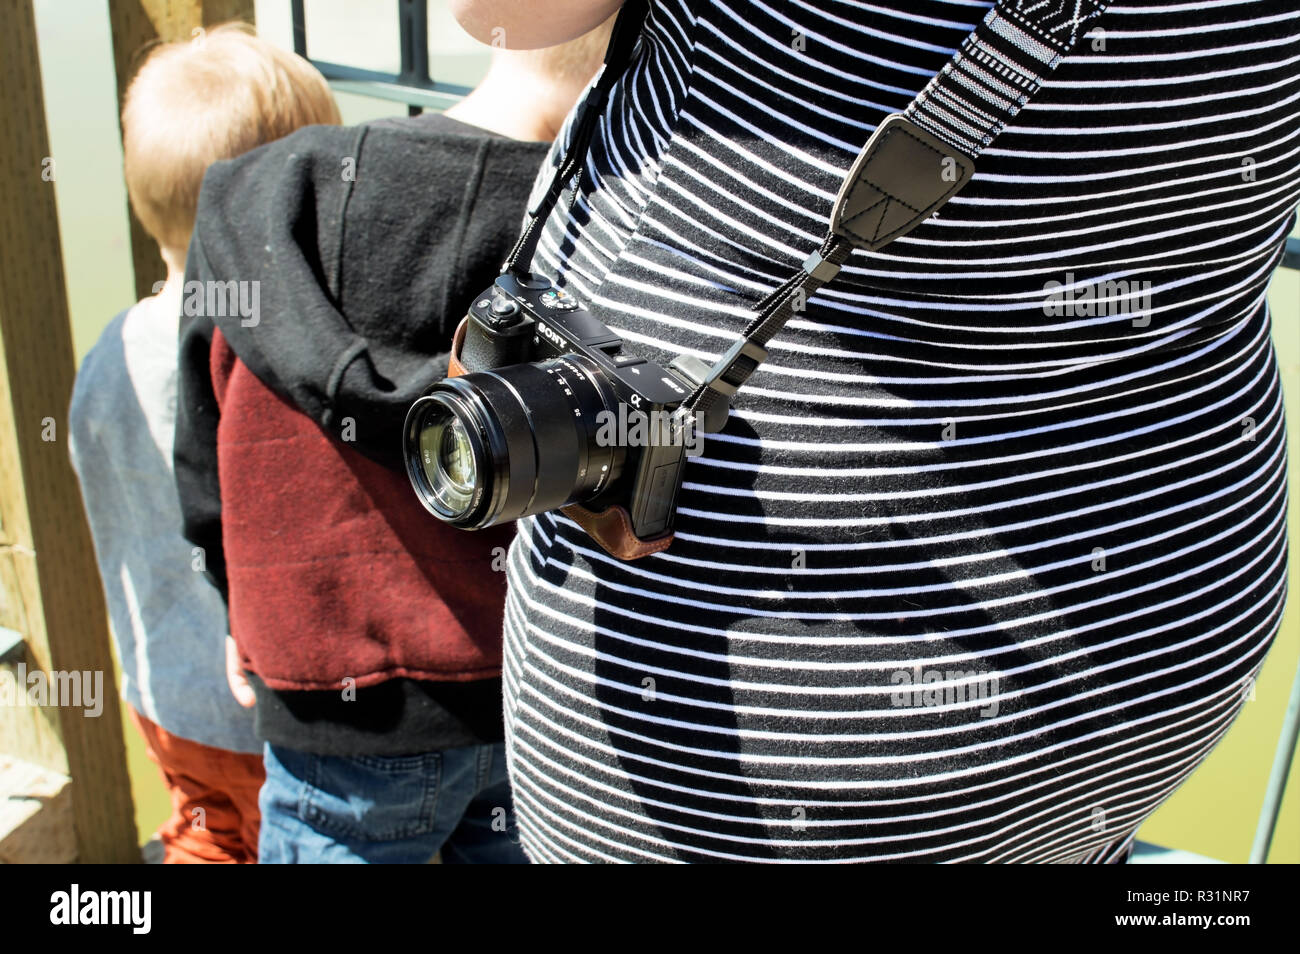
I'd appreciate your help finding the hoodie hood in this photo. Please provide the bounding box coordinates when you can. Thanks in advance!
[184,114,553,469]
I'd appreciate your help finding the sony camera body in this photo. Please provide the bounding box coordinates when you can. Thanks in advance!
[404,272,722,545]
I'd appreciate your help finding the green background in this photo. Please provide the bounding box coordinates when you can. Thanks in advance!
[30,0,1298,863]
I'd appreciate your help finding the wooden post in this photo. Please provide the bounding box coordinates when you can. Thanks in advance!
[0,1,139,861]
[108,0,256,301]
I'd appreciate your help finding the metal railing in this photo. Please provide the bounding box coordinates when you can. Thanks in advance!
[291,0,469,115]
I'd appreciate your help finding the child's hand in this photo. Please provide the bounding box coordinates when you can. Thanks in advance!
[225,636,256,708]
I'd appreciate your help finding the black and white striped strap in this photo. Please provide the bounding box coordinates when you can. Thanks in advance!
[909,0,1112,157]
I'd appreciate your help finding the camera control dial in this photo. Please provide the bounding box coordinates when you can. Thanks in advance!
[539,289,580,311]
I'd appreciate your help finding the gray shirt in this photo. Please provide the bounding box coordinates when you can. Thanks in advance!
[69,304,259,753]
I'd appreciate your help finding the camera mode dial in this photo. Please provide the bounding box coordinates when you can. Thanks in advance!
[539,288,580,311]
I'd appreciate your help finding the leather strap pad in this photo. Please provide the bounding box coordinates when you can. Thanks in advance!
[830,114,974,251]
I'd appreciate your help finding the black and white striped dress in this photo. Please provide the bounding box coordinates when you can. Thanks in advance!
[502,0,1297,862]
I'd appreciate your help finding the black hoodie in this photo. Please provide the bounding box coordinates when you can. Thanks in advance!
[175,113,551,755]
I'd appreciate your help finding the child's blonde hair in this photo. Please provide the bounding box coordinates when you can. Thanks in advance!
[122,22,341,255]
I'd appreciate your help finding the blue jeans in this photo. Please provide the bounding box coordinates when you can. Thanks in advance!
[258,742,527,863]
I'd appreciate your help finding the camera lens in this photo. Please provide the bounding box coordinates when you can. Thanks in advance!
[418,410,477,512]
[406,395,491,522]
[404,356,625,529]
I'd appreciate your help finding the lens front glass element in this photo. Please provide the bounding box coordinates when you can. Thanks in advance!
[405,359,623,530]
[418,405,479,517]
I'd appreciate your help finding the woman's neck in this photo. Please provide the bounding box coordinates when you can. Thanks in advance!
[444,60,591,143]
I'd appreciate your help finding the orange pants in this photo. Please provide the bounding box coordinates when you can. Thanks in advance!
[129,707,265,863]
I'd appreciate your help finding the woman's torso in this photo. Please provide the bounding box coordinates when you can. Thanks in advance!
[501,0,1297,862]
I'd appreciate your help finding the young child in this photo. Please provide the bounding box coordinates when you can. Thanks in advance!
[68,23,341,863]
[173,22,614,864]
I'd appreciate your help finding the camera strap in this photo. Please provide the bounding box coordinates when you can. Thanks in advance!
[504,0,1112,427]
[502,0,653,277]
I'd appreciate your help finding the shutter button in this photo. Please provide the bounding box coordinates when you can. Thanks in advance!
[488,294,521,324]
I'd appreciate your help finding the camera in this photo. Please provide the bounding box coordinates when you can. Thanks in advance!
[403,272,725,543]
